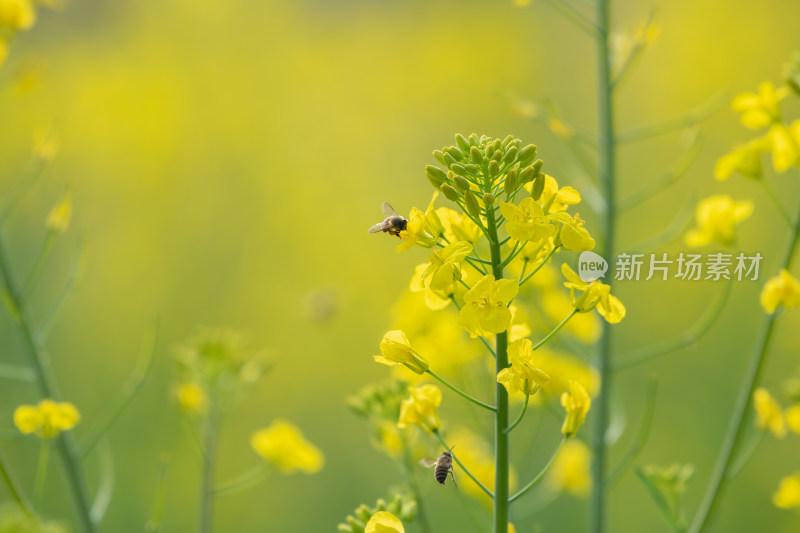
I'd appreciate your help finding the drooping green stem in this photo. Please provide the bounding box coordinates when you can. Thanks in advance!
[533,309,578,351]
[425,370,496,412]
[504,394,529,435]
[433,430,494,500]
[0,446,34,519]
[24,230,56,296]
[486,204,509,533]
[213,463,269,497]
[198,407,220,533]
[590,0,616,531]
[145,455,169,533]
[0,234,96,533]
[509,436,568,503]
[34,442,51,509]
[689,210,800,533]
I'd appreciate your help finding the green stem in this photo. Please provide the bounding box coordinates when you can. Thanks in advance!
[486,204,509,533]
[145,455,169,533]
[34,442,50,509]
[509,436,568,503]
[689,211,800,533]
[504,394,529,434]
[518,246,560,286]
[24,231,57,296]
[432,430,494,500]
[540,0,600,37]
[533,309,578,351]
[760,180,793,228]
[198,407,219,533]
[0,234,97,533]
[590,0,615,531]
[402,437,433,533]
[213,463,269,496]
[425,370,496,412]
[0,446,34,519]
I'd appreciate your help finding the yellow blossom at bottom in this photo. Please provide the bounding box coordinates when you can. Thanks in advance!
[250,420,324,474]
[13,399,80,439]
[773,473,800,509]
[548,439,591,497]
[365,511,404,533]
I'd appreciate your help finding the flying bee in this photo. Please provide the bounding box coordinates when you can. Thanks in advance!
[420,447,457,488]
[368,202,408,237]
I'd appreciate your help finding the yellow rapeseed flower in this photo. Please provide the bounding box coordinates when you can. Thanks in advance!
[714,139,765,180]
[421,241,472,291]
[684,195,752,248]
[365,511,404,533]
[561,264,625,323]
[397,384,441,433]
[786,404,800,434]
[767,121,800,173]
[554,212,595,252]
[396,208,436,252]
[250,419,324,474]
[176,382,207,413]
[548,439,591,497]
[561,381,591,437]
[373,330,429,375]
[496,338,551,396]
[13,399,80,439]
[773,473,800,509]
[0,0,36,30]
[499,197,555,243]
[535,174,581,213]
[46,193,72,233]
[753,388,786,438]
[760,269,800,314]
[458,274,518,337]
[548,118,574,140]
[732,81,786,129]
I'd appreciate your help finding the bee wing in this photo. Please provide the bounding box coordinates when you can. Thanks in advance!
[382,202,399,218]
[368,222,384,233]
[419,457,439,468]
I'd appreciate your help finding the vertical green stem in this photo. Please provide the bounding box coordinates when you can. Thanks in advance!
[198,407,219,533]
[689,211,800,533]
[486,206,509,533]
[0,446,34,519]
[591,1,615,532]
[34,442,51,509]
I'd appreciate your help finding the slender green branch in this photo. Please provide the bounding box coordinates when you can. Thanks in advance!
[617,91,727,144]
[500,241,528,269]
[610,11,657,91]
[34,442,50,509]
[689,209,800,533]
[24,231,57,297]
[509,436,568,503]
[533,309,578,351]
[0,363,35,382]
[198,406,219,533]
[518,259,529,283]
[426,370,496,412]
[504,394,529,434]
[214,463,269,496]
[432,430,494,500]
[760,180,793,228]
[0,446,34,519]
[519,246,560,286]
[726,429,764,481]
[626,193,695,253]
[145,455,169,533]
[467,255,493,265]
[90,438,115,524]
[0,158,47,225]
[540,0,600,38]
[35,235,85,343]
[605,377,658,490]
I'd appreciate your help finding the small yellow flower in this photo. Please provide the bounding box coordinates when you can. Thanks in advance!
[250,419,324,474]
[0,0,37,30]
[537,174,581,213]
[496,339,551,396]
[500,197,555,243]
[397,384,441,433]
[0,38,8,68]
[365,511,404,533]
[684,195,752,248]
[396,208,436,252]
[458,274,518,337]
[548,117,574,140]
[714,139,765,181]
[561,264,625,324]
[760,269,800,314]
[554,212,595,252]
[438,207,482,244]
[373,330,429,375]
[786,404,800,434]
[561,381,591,437]
[548,439,591,497]
[46,193,72,233]
[13,399,80,439]
[732,81,787,129]
[767,121,800,173]
[421,241,472,291]
[753,388,786,438]
[176,382,207,413]
[773,473,800,509]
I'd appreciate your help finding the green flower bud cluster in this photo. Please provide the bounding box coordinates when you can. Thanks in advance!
[347,380,409,422]
[426,134,543,212]
[337,492,418,533]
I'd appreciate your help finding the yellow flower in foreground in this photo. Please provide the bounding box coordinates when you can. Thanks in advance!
[500,197,555,243]
[422,241,472,290]
[250,420,324,474]
[773,473,800,509]
[396,208,436,252]
[397,384,441,433]
[753,388,786,438]
[14,399,80,439]
[373,330,429,375]
[767,121,800,173]
[714,139,764,181]
[760,269,800,314]
[365,511,404,533]
[732,81,786,129]
[458,274,518,337]
[553,212,595,252]
[548,439,591,497]
[561,264,625,323]
[0,0,36,30]
[46,193,72,233]
[561,381,591,437]
[496,339,551,396]
[176,382,207,413]
[535,174,581,213]
[684,195,752,248]
[786,404,800,434]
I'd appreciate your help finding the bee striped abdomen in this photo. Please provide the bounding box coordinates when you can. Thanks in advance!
[435,463,449,484]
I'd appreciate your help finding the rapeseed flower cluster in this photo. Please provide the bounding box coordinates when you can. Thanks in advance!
[14,399,80,440]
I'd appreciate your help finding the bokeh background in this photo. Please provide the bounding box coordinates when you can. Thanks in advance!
[1,0,800,531]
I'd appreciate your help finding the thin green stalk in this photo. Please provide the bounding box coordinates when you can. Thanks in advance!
[0,363,35,382]
[518,246,560,286]
[486,204,509,533]
[0,446,34,519]
[0,233,96,533]
[402,438,433,533]
[540,0,600,37]
[425,370,496,412]
[509,436,568,503]
[24,231,56,296]
[504,394,529,434]
[432,430,493,499]
[213,463,268,496]
[726,429,764,481]
[760,180,793,228]
[689,209,800,533]
[145,455,169,533]
[590,1,615,531]
[198,407,219,533]
[34,442,50,509]
[533,309,578,351]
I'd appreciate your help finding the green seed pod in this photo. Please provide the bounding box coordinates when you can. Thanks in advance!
[464,163,479,174]
[455,133,470,152]
[444,152,458,166]
[425,165,447,188]
[453,175,471,191]
[531,159,544,179]
[450,163,467,176]
[483,192,495,206]
[488,160,500,177]
[503,146,518,164]
[464,189,481,217]
[504,171,517,195]
[445,146,464,161]
[518,144,538,166]
[532,173,545,200]
[470,146,483,165]
[355,505,372,523]
[433,150,446,165]
[440,183,461,201]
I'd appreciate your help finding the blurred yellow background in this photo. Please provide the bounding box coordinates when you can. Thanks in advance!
[1,0,800,531]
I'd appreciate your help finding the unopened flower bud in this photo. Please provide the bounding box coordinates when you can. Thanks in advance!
[455,133,470,152]
[504,171,517,195]
[532,173,545,200]
[518,144,538,166]
[444,152,458,166]
[375,499,387,511]
[433,150,445,165]
[532,158,544,177]
[450,163,467,176]
[453,175,471,191]
[492,149,503,163]
[338,524,354,533]
[483,193,495,206]
[468,133,480,146]
[440,183,461,201]
[355,505,373,523]
[346,515,365,532]
[470,146,483,164]
[488,160,500,177]
[503,146,518,164]
[492,139,502,153]
[400,500,418,521]
[464,163,479,174]
[445,146,464,161]
[502,134,515,147]
[464,189,481,217]
[425,165,447,188]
